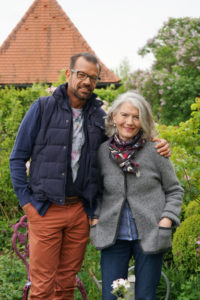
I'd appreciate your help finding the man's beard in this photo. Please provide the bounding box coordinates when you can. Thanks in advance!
[71,84,93,101]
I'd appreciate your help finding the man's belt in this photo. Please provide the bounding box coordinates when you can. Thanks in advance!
[65,196,82,204]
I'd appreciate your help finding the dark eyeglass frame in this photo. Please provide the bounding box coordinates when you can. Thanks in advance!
[70,69,100,83]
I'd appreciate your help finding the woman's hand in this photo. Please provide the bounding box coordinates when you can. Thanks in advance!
[158,217,172,228]
[152,138,171,157]
[89,218,98,226]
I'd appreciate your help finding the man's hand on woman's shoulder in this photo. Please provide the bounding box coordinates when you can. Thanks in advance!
[152,137,171,158]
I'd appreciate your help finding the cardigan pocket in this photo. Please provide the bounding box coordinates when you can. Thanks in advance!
[157,227,172,251]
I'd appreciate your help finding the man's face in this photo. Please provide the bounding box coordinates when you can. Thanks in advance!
[66,57,99,101]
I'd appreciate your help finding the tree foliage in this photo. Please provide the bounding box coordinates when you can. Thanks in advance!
[114,57,131,83]
[125,17,200,125]
[157,97,200,205]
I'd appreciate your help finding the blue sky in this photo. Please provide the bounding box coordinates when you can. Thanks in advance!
[0,0,199,72]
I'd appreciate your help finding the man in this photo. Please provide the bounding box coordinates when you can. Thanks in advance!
[10,52,170,299]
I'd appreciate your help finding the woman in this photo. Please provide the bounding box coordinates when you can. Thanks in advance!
[90,91,183,300]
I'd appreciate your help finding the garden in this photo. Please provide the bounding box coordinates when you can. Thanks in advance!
[0,17,200,299]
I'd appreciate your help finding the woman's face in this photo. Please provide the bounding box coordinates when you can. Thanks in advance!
[113,102,141,141]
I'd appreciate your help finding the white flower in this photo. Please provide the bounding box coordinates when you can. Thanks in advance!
[112,278,129,288]
[111,280,119,289]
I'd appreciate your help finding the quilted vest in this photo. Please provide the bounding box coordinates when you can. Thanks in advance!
[29,84,106,213]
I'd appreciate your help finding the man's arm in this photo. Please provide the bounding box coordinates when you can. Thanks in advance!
[10,100,41,207]
[152,137,171,157]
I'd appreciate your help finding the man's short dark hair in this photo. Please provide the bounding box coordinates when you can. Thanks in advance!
[70,52,101,74]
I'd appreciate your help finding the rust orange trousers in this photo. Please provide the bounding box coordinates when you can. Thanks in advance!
[25,202,89,300]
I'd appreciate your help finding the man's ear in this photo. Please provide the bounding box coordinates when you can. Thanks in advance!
[65,69,71,82]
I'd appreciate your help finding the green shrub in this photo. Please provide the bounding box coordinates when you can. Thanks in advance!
[172,215,200,273]
[0,252,27,299]
[157,97,200,207]
[159,264,200,300]
[184,200,200,219]
[95,84,126,105]
[176,275,200,300]
[0,219,18,252]
[0,84,48,219]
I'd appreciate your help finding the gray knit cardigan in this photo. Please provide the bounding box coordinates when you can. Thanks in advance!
[90,140,184,253]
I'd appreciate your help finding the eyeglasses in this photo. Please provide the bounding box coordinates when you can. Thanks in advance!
[70,69,100,84]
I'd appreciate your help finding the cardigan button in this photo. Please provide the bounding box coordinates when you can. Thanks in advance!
[63,146,66,149]
[61,173,65,176]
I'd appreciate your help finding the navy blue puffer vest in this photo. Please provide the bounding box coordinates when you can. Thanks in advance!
[29,84,107,215]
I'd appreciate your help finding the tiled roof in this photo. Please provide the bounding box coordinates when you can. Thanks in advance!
[0,0,120,85]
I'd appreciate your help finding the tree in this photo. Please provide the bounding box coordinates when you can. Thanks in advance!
[126,17,200,125]
[114,57,131,83]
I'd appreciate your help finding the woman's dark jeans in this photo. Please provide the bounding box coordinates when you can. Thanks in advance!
[101,240,163,300]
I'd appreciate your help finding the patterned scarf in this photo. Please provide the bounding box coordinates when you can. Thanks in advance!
[109,130,145,176]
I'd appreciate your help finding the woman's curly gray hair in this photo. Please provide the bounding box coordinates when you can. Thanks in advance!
[105,90,157,140]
